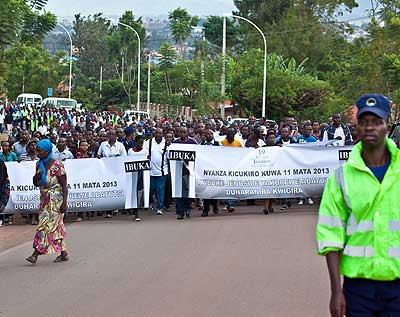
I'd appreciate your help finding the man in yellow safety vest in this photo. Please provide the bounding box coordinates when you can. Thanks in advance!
[316,94,400,316]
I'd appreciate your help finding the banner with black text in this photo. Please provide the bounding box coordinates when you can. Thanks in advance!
[5,155,150,214]
[169,144,352,200]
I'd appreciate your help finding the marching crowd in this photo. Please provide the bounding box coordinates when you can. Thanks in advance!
[0,101,362,225]
[4,94,400,316]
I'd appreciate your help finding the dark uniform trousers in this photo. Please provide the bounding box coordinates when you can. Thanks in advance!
[344,277,400,316]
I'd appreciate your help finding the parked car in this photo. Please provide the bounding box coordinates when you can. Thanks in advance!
[256,118,278,128]
[228,117,277,128]
[123,110,149,121]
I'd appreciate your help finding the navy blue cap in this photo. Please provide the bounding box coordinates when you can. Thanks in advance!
[124,126,134,135]
[356,94,391,120]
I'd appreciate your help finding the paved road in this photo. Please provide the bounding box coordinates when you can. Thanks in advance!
[0,205,330,317]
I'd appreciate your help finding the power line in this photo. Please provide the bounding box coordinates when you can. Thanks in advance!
[43,15,371,51]
[221,16,371,37]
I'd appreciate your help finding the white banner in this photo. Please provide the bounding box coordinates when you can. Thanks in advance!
[170,144,352,199]
[5,155,150,214]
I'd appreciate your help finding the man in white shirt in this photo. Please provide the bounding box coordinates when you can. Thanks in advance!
[14,129,30,159]
[38,121,48,135]
[53,137,74,160]
[143,128,169,215]
[322,113,352,145]
[97,129,127,218]
[97,129,127,158]
[0,109,4,133]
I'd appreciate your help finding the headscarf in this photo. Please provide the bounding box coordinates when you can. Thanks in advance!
[36,139,53,187]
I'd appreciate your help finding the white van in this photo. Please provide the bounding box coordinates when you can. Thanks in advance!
[16,93,42,106]
[123,110,149,121]
[41,97,79,110]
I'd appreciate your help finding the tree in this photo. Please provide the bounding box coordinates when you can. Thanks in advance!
[159,42,177,70]
[233,0,358,72]
[233,0,291,26]
[230,49,332,119]
[168,7,199,59]
[4,43,63,99]
[106,11,147,107]
[0,0,56,92]
[158,42,177,95]
[73,13,112,84]
[203,16,240,53]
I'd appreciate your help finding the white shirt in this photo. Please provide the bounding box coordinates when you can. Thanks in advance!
[256,139,266,147]
[323,126,345,146]
[38,125,48,135]
[53,148,74,160]
[143,138,169,176]
[128,148,147,156]
[239,136,248,147]
[97,141,127,158]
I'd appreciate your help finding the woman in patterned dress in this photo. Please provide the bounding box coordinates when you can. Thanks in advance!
[26,139,69,264]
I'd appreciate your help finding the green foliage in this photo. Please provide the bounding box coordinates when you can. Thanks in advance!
[28,0,48,10]
[0,0,25,48]
[233,0,291,26]
[158,42,177,70]
[0,0,56,92]
[203,16,240,51]
[382,54,400,88]
[230,49,332,118]
[20,9,56,44]
[100,79,128,106]
[72,86,98,109]
[73,13,111,81]
[0,0,55,48]
[4,43,63,99]
[2,2,400,123]
[233,0,357,73]
[168,7,199,58]
[107,11,147,64]
[102,11,147,106]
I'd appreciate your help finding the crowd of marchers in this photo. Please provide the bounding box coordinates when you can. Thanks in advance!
[0,100,391,225]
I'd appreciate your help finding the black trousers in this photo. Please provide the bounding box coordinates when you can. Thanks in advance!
[203,199,218,212]
[343,277,400,316]
[164,174,172,209]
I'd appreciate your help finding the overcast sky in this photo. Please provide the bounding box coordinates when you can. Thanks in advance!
[45,0,372,19]
[46,0,236,17]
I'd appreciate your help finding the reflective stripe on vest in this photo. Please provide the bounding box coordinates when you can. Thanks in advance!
[389,248,400,258]
[335,166,352,211]
[343,245,374,257]
[346,214,374,235]
[318,215,345,228]
[317,241,344,252]
[389,221,400,231]
[335,168,375,235]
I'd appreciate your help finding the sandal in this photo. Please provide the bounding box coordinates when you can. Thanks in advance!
[26,256,37,264]
[54,253,69,263]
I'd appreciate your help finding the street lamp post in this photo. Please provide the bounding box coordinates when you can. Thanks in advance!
[222,13,267,118]
[58,23,73,99]
[147,51,151,116]
[110,19,141,112]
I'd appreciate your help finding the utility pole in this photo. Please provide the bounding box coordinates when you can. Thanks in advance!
[100,66,103,98]
[221,16,227,119]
